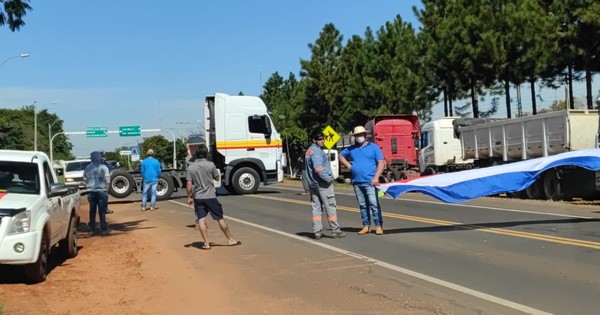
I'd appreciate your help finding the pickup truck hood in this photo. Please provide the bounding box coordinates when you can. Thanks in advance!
[0,193,38,210]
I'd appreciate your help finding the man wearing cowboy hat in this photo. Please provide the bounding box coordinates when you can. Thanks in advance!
[339,126,385,235]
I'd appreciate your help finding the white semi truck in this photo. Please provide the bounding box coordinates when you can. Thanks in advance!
[202,93,284,194]
[109,93,284,199]
[420,109,600,201]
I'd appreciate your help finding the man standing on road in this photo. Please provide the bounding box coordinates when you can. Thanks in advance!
[186,144,241,250]
[141,149,161,211]
[339,126,385,235]
[83,151,110,236]
[304,130,345,240]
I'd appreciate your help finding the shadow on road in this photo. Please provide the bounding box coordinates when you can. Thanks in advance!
[76,219,155,237]
[378,217,600,235]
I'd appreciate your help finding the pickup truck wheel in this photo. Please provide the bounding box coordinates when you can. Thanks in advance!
[24,230,49,283]
[156,174,175,201]
[59,216,78,258]
[109,170,135,198]
[232,167,260,194]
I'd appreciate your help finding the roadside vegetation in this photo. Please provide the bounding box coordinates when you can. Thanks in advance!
[0,0,598,175]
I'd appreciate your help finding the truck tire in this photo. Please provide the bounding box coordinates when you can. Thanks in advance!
[109,170,135,198]
[156,173,175,201]
[524,179,545,200]
[59,215,78,259]
[232,167,260,194]
[24,229,49,283]
[543,170,565,201]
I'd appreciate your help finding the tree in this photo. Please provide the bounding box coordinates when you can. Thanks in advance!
[139,135,174,168]
[299,23,345,135]
[0,0,31,31]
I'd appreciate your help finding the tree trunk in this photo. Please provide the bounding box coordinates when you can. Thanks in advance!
[443,86,448,117]
[530,77,537,115]
[449,98,453,117]
[568,65,575,109]
[586,69,593,109]
[471,83,479,118]
[504,78,512,118]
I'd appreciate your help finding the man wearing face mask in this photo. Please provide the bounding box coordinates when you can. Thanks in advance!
[304,130,346,240]
[339,126,386,235]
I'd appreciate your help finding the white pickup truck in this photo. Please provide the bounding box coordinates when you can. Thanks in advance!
[0,150,80,283]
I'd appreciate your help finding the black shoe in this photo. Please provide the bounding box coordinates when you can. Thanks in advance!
[100,230,111,236]
[314,233,323,240]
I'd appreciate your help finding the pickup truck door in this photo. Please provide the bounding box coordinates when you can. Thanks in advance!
[42,162,67,243]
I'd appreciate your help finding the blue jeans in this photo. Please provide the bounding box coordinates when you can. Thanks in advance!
[353,182,382,227]
[88,190,108,231]
[142,181,158,207]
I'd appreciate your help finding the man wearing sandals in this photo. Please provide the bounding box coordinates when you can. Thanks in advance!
[186,144,240,250]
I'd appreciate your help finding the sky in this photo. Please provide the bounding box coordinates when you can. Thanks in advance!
[0,1,597,158]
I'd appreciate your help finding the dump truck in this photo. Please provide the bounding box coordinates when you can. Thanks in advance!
[453,109,600,200]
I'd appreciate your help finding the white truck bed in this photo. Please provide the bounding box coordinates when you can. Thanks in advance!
[459,109,599,161]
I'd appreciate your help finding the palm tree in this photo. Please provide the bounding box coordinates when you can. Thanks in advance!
[1,0,32,31]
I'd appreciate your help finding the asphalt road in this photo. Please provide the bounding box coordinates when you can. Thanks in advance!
[160,182,600,314]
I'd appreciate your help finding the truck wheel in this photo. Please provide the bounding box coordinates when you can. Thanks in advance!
[524,179,545,200]
[232,167,260,194]
[24,230,49,283]
[423,167,436,176]
[59,215,78,258]
[543,170,565,201]
[156,174,175,201]
[109,170,135,198]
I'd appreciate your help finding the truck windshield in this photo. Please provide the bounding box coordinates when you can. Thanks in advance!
[0,162,40,195]
[65,161,91,172]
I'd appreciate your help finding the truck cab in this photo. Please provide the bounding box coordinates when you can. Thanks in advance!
[205,93,283,194]
[419,117,473,174]
[365,114,421,181]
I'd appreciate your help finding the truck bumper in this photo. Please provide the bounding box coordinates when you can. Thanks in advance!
[0,230,41,265]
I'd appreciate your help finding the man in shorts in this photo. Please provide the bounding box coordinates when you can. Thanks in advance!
[186,144,241,250]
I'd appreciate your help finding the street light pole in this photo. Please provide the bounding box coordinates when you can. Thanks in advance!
[278,114,293,177]
[48,118,61,162]
[0,53,29,69]
[34,102,57,151]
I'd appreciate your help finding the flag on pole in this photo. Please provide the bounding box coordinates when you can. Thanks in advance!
[378,149,600,203]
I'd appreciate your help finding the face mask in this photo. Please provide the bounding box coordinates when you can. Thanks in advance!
[356,136,366,144]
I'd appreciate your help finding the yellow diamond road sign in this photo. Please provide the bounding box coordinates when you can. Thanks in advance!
[322,125,340,149]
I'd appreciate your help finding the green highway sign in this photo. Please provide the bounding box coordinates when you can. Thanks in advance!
[86,127,108,138]
[119,125,141,137]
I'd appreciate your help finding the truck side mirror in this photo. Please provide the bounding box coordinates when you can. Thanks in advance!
[264,116,272,136]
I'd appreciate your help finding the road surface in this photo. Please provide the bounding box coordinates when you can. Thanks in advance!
[1,181,599,314]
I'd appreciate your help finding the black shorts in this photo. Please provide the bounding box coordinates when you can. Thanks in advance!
[194,198,224,220]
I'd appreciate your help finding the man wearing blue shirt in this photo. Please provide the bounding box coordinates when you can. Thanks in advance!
[141,149,162,211]
[339,126,386,235]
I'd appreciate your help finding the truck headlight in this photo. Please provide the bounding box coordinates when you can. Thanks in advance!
[65,178,74,182]
[8,210,31,235]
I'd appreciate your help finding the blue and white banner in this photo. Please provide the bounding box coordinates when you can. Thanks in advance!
[378,149,600,203]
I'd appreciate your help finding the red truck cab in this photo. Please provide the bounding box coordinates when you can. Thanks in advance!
[365,114,421,181]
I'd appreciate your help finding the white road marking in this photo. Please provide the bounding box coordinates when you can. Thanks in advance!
[171,198,552,315]
[275,185,592,219]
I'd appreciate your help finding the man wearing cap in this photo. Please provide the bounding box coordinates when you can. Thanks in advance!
[304,130,346,240]
[141,148,162,211]
[339,126,386,235]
